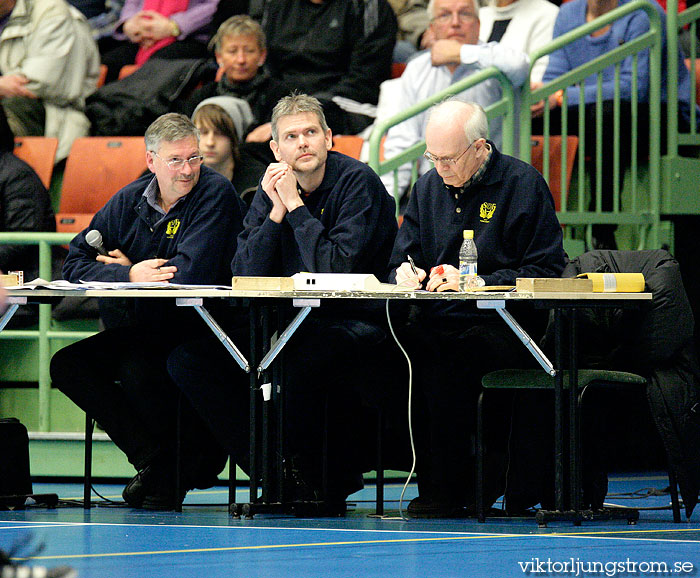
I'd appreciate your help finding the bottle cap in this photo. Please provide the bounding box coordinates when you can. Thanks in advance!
[463,230,474,239]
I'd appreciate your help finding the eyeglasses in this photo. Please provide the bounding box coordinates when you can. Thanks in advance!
[423,140,474,165]
[153,152,205,170]
[432,10,477,25]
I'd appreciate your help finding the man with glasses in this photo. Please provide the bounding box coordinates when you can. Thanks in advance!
[381,0,530,201]
[50,113,246,510]
[388,100,565,517]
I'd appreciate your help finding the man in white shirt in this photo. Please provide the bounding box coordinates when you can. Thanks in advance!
[478,0,558,84]
[380,0,529,200]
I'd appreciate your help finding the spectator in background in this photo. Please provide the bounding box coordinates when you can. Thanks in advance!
[533,0,696,249]
[0,108,56,325]
[380,0,529,200]
[192,97,266,202]
[253,0,397,136]
[389,0,431,62]
[478,0,559,83]
[99,0,218,84]
[0,0,100,161]
[180,15,289,145]
[208,0,247,36]
[69,0,128,41]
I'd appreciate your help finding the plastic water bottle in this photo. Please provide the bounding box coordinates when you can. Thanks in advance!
[459,229,478,291]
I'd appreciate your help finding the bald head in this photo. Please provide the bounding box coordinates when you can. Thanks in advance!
[426,101,487,150]
[425,101,489,187]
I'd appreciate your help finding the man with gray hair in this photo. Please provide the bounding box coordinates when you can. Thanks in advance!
[50,112,246,511]
[168,94,398,514]
[388,100,566,517]
[380,0,530,200]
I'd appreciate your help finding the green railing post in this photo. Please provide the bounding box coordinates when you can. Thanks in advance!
[0,232,80,432]
[667,0,679,156]
[521,0,661,246]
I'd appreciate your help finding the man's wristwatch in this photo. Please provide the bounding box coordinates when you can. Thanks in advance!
[170,20,180,37]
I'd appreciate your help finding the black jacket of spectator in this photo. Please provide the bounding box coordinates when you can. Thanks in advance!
[0,153,55,278]
[256,0,397,106]
[180,68,291,133]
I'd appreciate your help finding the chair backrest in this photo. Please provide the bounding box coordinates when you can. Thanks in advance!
[59,136,147,214]
[13,137,59,189]
[97,64,108,88]
[391,62,406,79]
[331,135,364,160]
[530,135,578,212]
[684,58,700,105]
[55,213,95,234]
[118,64,140,80]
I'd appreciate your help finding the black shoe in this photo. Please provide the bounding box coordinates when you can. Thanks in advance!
[123,463,187,510]
[141,485,187,511]
[406,496,473,519]
[122,464,159,508]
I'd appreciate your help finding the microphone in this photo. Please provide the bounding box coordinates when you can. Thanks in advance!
[85,229,109,256]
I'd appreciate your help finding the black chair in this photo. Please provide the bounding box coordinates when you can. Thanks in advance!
[475,249,699,524]
[475,368,681,523]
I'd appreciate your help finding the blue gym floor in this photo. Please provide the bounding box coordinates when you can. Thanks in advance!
[2,474,700,577]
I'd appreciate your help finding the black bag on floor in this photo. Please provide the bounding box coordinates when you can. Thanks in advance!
[0,418,32,508]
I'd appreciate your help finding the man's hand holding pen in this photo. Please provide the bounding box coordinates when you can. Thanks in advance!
[396,260,426,289]
[395,257,460,292]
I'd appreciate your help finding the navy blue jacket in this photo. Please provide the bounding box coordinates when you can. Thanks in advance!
[64,165,245,324]
[233,151,396,279]
[389,142,566,322]
[232,151,396,318]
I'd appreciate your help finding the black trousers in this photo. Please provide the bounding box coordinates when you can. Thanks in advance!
[50,325,227,486]
[167,312,396,500]
[400,316,537,506]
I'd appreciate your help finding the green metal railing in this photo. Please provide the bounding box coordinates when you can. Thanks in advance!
[661,0,700,216]
[0,232,95,432]
[667,0,700,149]
[370,0,664,249]
[521,0,662,249]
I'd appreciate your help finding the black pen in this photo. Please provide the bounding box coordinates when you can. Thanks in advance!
[407,254,418,276]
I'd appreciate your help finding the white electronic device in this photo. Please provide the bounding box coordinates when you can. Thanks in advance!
[291,273,394,291]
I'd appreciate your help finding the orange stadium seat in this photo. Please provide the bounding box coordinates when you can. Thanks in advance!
[56,136,147,233]
[331,135,365,160]
[13,137,58,189]
[97,64,108,88]
[118,64,140,80]
[530,135,578,212]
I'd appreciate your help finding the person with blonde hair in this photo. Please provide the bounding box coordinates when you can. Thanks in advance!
[181,15,290,144]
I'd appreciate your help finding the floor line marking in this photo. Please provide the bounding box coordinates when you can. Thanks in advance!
[11,529,700,562]
[2,518,700,539]
[10,534,528,561]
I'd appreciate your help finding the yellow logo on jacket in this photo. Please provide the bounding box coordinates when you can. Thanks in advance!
[166,219,181,238]
[480,203,496,223]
